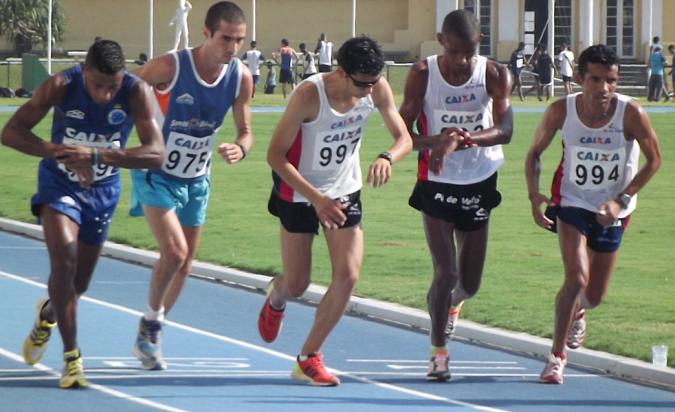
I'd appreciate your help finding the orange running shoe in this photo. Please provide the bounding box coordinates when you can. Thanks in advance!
[257,292,284,343]
[291,352,340,386]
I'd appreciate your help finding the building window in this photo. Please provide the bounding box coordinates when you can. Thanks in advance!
[554,0,572,50]
[606,0,635,57]
[463,0,492,56]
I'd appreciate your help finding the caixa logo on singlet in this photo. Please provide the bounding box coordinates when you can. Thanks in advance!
[107,108,127,125]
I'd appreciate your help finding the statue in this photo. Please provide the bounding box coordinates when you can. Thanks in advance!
[169,0,192,51]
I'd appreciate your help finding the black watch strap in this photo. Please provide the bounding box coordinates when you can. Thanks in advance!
[378,151,393,163]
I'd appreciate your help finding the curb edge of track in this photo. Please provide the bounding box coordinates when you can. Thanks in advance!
[1,217,673,390]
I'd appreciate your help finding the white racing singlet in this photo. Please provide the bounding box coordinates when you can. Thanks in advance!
[551,92,640,218]
[417,54,504,185]
[274,74,375,203]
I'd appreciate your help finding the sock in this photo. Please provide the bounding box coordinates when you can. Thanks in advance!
[64,348,80,360]
[298,352,317,362]
[144,305,165,322]
[574,308,586,320]
[430,345,447,356]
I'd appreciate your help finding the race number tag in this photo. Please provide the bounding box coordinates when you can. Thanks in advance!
[433,109,488,135]
[161,131,213,179]
[58,138,120,182]
[569,146,625,190]
[312,126,363,171]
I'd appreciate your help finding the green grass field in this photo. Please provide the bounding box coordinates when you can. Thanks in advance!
[0,97,673,366]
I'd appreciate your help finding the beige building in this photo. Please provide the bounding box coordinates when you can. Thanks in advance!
[2,0,673,63]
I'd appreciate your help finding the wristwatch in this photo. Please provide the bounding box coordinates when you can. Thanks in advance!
[616,193,632,209]
[377,151,393,164]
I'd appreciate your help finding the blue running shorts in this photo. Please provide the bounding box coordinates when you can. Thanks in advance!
[550,206,629,253]
[129,169,210,227]
[31,168,120,245]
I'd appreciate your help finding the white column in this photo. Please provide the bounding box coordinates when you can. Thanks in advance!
[149,0,154,58]
[548,0,555,96]
[252,0,256,41]
[498,0,519,43]
[436,0,459,33]
[352,0,356,37]
[47,0,52,74]
[580,0,593,49]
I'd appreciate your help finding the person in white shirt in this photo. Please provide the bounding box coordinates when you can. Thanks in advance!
[315,33,333,72]
[298,42,317,79]
[242,40,265,97]
[557,42,575,95]
[525,44,661,385]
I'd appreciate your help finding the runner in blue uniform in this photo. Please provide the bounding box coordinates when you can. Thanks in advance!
[0,39,164,389]
[129,1,253,371]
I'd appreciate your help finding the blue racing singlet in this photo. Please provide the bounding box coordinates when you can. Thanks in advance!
[40,64,137,187]
[152,48,242,182]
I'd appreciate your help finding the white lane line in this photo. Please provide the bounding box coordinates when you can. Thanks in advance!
[0,348,187,412]
[0,269,511,412]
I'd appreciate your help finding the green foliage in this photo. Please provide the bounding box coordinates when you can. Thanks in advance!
[0,0,66,56]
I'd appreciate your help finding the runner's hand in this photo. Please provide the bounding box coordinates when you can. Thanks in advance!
[596,200,620,227]
[529,192,555,229]
[429,128,469,175]
[366,158,392,188]
[218,142,245,164]
[54,145,94,169]
[313,196,347,230]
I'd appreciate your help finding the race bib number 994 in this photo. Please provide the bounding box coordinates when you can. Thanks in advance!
[162,131,213,179]
[569,146,625,190]
[58,138,120,182]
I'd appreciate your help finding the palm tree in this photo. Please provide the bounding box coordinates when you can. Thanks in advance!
[0,0,66,56]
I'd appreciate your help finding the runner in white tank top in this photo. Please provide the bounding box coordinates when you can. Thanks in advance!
[555,92,640,218]
[274,73,375,203]
[260,36,412,387]
[399,10,514,382]
[420,54,503,184]
[525,45,661,385]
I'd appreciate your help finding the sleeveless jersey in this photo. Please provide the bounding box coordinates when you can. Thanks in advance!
[550,93,639,218]
[417,55,504,184]
[152,48,241,181]
[273,74,375,203]
[40,65,137,186]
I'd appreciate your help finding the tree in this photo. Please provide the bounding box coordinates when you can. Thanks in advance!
[0,0,66,56]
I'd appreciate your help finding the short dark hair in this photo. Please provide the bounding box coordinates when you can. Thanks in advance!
[85,39,125,75]
[205,1,245,35]
[441,9,480,41]
[653,36,661,44]
[299,42,306,51]
[577,44,619,77]
[337,36,384,76]
[281,38,289,46]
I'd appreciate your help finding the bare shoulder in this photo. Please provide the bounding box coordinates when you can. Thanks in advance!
[485,59,511,92]
[544,97,568,127]
[133,53,176,86]
[287,80,320,121]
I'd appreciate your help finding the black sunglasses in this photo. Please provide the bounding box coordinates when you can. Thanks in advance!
[348,74,381,88]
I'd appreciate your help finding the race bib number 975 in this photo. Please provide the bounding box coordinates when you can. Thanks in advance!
[162,131,213,179]
[312,126,363,171]
[569,146,625,190]
[58,138,120,182]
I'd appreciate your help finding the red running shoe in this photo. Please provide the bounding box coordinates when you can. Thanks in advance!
[258,292,284,343]
[291,352,340,386]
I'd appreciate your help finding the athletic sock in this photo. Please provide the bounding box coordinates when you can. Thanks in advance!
[144,305,165,322]
[430,346,447,356]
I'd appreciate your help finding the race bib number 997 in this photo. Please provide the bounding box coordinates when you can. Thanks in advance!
[161,131,213,179]
[569,146,625,190]
[312,126,363,171]
[58,138,120,182]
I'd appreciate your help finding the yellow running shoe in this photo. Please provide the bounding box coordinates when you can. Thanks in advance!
[22,298,56,365]
[59,349,87,389]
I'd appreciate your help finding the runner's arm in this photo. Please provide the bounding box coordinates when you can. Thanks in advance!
[218,66,253,163]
